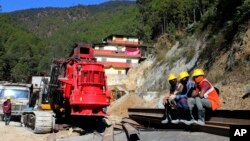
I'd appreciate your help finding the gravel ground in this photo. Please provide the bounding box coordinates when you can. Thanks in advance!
[57,130,229,141]
[0,120,229,141]
[0,121,79,141]
[0,121,46,141]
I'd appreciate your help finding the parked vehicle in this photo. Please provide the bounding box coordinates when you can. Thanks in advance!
[0,82,32,120]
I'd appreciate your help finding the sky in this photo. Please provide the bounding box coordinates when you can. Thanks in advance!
[0,0,111,13]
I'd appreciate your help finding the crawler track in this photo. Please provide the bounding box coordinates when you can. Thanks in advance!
[22,111,55,133]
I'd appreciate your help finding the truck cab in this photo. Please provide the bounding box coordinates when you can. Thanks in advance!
[0,83,31,120]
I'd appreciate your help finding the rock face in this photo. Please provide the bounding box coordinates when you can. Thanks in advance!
[125,27,250,110]
[126,36,205,94]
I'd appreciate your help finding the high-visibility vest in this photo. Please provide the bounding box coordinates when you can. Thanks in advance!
[199,79,220,111]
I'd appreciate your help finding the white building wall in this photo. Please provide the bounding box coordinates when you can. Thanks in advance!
[131,59,139,64]
[95,45,126,51]
[96,57,139,64]
[105,68,126,75]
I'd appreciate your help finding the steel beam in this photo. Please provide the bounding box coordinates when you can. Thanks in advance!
[123,123,140,141]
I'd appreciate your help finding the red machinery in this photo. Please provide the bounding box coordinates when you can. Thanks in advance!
[48,44,110,117]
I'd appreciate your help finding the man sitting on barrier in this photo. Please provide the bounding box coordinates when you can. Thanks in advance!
[187,68,220,125]
[169,71,198,124]
[161,73,182,124]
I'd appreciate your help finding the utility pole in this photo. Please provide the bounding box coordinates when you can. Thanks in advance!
[0,5,2,13]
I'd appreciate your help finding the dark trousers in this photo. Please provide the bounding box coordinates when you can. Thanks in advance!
[164,102,173,120]
[4,113,11,125]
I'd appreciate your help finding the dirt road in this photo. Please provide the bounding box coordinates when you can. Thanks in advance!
[0,121,79,141]
[0,121,46,141]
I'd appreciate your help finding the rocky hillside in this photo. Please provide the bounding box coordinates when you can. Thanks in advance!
[126,27,250,110]
[125,0,250,110]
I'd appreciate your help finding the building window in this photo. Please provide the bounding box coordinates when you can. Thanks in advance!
[80,47,89,54]
[126,59,131,64]
[102,58,107,62]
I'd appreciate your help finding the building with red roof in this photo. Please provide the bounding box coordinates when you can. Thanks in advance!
[93,34,144,86]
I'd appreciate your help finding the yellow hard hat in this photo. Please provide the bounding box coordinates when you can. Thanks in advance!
[192,68,205,77]
[167,74,177,81]
[179,71,190,80]
[6,96,11,100]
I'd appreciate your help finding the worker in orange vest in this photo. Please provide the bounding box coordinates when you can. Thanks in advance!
[161,73,182,124]
[189,68,220,125]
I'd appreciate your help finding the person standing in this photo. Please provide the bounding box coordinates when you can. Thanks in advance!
[2,96,12,125]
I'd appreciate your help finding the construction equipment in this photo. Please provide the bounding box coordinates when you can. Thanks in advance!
[21,44,111,133]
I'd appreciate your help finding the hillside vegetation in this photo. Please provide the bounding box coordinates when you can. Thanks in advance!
[9,1,135,39]
[0,15,48,82]
[46,6,140,58]
[126,0,250,109]
[0,1,138,82]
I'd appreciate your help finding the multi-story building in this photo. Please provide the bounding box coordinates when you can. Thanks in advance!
[94,34,143,86]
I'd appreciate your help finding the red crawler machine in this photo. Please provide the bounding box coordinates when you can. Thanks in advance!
[49,44,111,117]
[21,44,111,133]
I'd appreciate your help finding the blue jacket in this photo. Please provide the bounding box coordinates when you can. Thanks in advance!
[175,79,196,109]
[175,79,196,99]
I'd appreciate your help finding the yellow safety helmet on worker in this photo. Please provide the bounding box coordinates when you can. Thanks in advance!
[179,71,189,80]
[167,74,177,81]
[192,68,205,77]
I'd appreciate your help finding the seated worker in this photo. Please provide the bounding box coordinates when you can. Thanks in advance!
[169,71,198,124]
[161,73,182,124]
[188,68,220,125]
